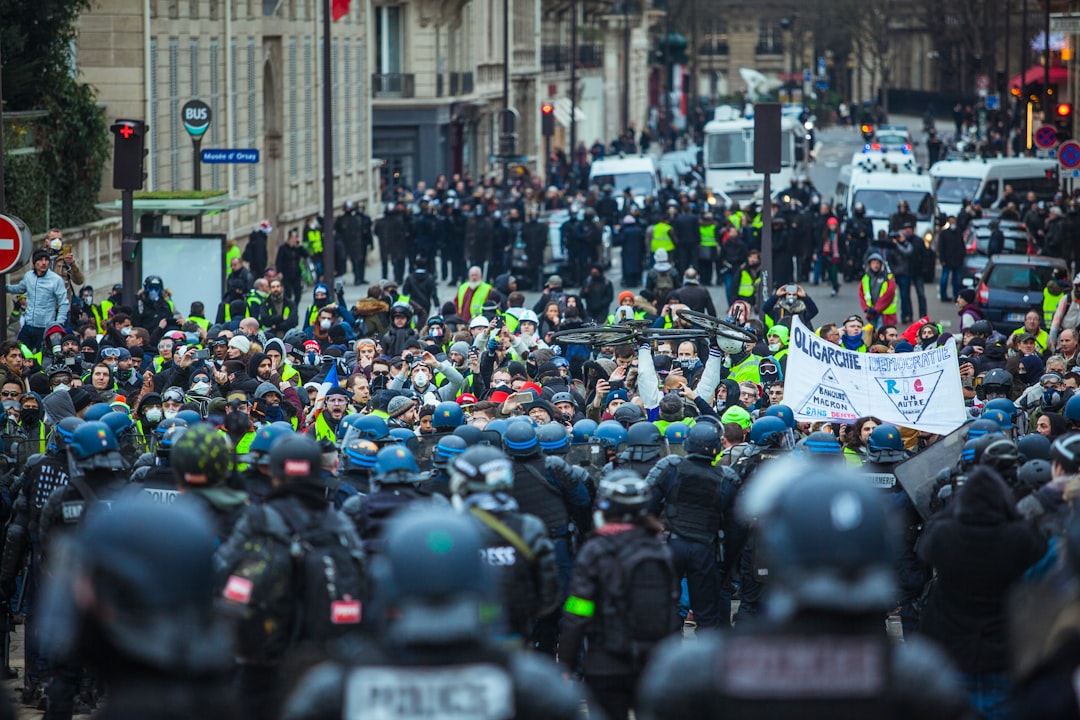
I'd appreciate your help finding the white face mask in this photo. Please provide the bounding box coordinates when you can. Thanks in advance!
[190,380,212,396]
[319,319,332,330]
[164,409,178,419]
[145,407,163,423]
[49,238,63,252]
[54,383,70,393]
[768,342,781,353]
[412,372,430,388]
[120,326,133,336]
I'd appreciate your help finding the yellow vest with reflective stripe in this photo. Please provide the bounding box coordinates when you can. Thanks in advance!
[730,354,762,384]
[189,315,209,331]
[738,270,759,299]
[699,224,718,248]
[861,275,897,316]
[456,283,492,322]
[651,222,675,253]
[313,412,337,442]
[1044,289,1063,329]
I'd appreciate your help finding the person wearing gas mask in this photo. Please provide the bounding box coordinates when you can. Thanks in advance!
[135,275,176,332]
[135,392,164,437]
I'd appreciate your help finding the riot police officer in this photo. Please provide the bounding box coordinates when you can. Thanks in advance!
[40,498,235,720]
[449,446,560,644]
[172,424,248,543]
[844,202,873,281]
[280,508,587,720]
[604,422,665,477]
[139,424,187,505]
[561,471,678,720]
[502,421,591,654]
[638,467,969,720]
[646,422,739,628]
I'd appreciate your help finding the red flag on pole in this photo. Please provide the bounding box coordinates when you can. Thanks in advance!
[331,0,350,21]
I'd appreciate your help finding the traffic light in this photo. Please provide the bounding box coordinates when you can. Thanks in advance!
[1055,102,1073,141]
[541,102,555,138]
[111,119,148,190]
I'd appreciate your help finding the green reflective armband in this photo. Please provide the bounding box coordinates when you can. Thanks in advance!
[564,595,595,617]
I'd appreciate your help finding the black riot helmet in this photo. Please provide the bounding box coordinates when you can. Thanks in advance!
[613,403,646,428]
[171,424,233,488]
[757,469,897,615]
[1016,433,1051,463]
[269,434,322,485]
[39,497,232,675]
[596,470,651,521]
[684,422,722,460]
[374,507,493,645]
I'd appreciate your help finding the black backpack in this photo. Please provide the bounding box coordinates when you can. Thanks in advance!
[597,532,679,667]
[223,503,367,661]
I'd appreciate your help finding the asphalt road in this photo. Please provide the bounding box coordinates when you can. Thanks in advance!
[513,115,959,333]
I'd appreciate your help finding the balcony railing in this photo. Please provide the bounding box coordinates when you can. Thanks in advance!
[372,73,416,98]
[541,43,604,73]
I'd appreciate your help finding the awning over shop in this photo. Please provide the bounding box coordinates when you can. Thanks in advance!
[552,97,587,127]
[1010,64,1068,90]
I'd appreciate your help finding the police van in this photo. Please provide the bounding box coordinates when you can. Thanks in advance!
[587,155,661,211]
[929,157,1058,218]
[834,165,936,241]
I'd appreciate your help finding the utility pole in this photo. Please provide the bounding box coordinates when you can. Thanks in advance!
[503,0,511,189]
[321,0,335,285]
[622,4,631,134]
[569,0,578,191]
[0,34,7,339]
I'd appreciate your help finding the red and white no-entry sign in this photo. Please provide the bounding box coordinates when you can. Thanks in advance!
[0,214,32,275]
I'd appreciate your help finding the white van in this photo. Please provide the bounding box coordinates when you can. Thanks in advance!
[929,157,1058,218]
[834,165,936,241]
[587,155,660,210]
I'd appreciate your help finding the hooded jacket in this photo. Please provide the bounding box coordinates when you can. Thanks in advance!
[6,268,69,328]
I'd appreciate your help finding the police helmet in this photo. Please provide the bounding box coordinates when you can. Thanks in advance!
[853,202,866,215]
[960,437,982,468]
[749,416,788,448]
[572,419,599,444]
[175,409,203,426]
[626,422,662,448]
[247,423,291,464]
[983,398,1018,421]
[172,425,233,488]
[969,319,993,337]
[374,445,420,485]
[966,418,1001,441]
[596,470,651,520]
[1050,433,1080,469]
[341,414,390,445]
[389,302,411,319]
[432,435,469,469]
[388,427,416,444]
[1018,458,1052,491]
[537,423,570,454]
[82,404,114,422]
[100,411,134,439]
[40,497,230,675]
[594,420,628,450]
[977,436,1019,472]
[503,422,540,457]
[152,416,188,441]
[762,404,796,430]
[865,424,908,464]
[49,417,86,454]
[1065,394,1080,423]
[375,508,492,642]
[342,439,379,473]
[664,422,690,445]
[757,470,897,614]
[981,409,1012,433]
[432,401,464,430]
[448,424,483,447]
[798,430,842,457]
[68,421,124,470]
[269,434,322,484]
[1017,433,1052,463]
[684,422,722,459]
[612,403,646,428]
[449,446,514,497]
[155,424,188,460]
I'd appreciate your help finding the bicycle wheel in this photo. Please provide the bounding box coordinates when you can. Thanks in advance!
[549,327,634,346]
[639,327,711,343]
[675,308,758,342]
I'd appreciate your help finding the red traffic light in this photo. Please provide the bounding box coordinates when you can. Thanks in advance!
[1058,102,1073,117]
[541,103,554,115]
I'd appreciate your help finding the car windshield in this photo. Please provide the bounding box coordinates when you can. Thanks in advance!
[934,177,981,204]
[706,130,793,168]
[590,172,656,196]
[877,133,908,147]
[974,234,1027,255]
[852,189,934,219]
[985,263,1055,291]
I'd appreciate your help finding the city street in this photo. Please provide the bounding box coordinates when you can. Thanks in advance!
[506,115,959,333]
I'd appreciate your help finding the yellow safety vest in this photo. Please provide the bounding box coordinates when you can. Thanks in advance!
[730,354,762,384]
[737,269,759,299]
[456,283,492,322]
[861,275,898,316]
[651,222,675,253]
[312,412,337,442]
[1044,289,1064,329]
[189,315,210,331]
[699,224,718,248]
[606,309,647,324]
[1010,326,1050,354]
[729,212,743,230]
[306,228,323,255]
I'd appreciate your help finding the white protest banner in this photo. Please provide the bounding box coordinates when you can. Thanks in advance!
[785,317,966,434]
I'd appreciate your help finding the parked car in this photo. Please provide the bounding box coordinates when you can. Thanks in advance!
[961,218,1033,287]
[974,254,1067,333]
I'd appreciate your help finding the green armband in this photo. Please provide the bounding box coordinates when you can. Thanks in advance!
[564,595,595,618]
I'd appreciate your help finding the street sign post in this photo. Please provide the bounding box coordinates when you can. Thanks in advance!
[182,100,212,232]
[0,213,33,342]
[1059,140,1080,170]
[1035,125,1059,150]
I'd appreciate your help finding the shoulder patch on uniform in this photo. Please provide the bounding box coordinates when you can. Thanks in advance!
[223,575,254,605]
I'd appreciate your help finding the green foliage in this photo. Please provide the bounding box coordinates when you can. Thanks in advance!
[1,0,107,230]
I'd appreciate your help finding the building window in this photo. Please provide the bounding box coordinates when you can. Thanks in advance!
[190,0,199,19]
[210,39,220,190]
[169,39,180,190]
[304,38,313,178]
[344,41,353,170]
[209,0,218,20]
[190,39,199,97]
[356,39,364,171]
[757,20,783,55]
[375,5,403,75]
[247,40,257,189]
[288,39,298,179]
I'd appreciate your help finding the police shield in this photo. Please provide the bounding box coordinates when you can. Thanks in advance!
[567,443,605,473]
[408,434,439,470]
[892,425,967,521]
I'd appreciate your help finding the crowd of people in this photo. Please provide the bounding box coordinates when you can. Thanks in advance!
[4,164,1080,720]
